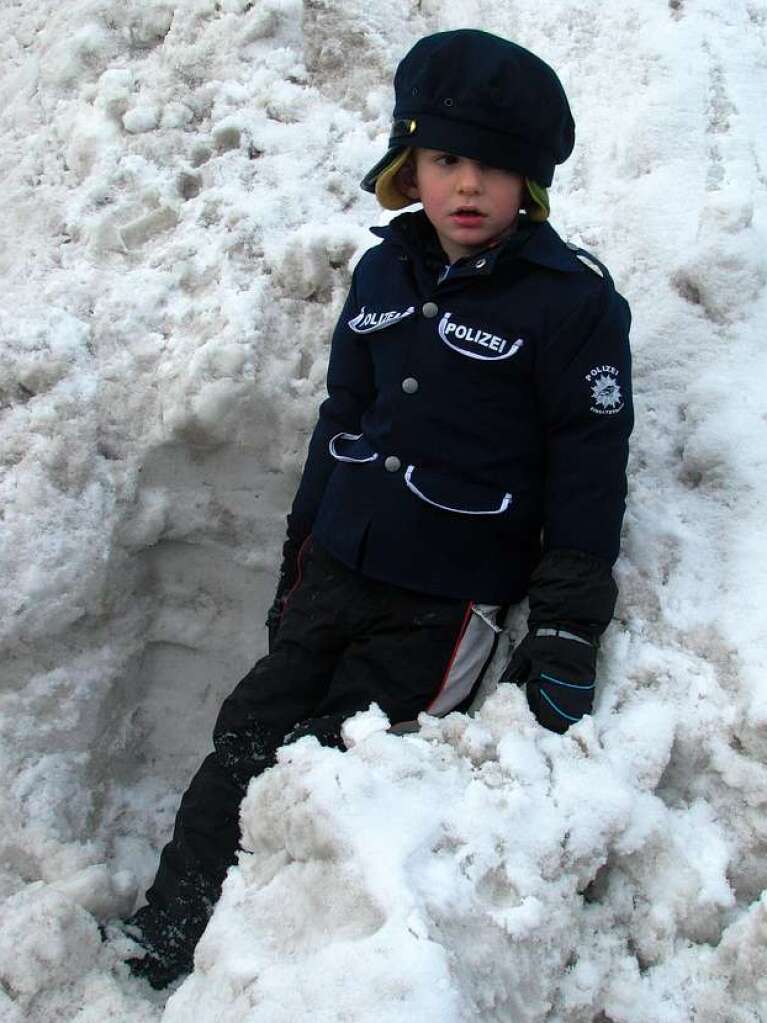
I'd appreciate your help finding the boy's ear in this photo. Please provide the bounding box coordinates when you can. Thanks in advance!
[395,157,419,200]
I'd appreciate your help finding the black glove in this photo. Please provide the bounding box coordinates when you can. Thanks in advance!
[265,535,305,651]
[501,626,598,734]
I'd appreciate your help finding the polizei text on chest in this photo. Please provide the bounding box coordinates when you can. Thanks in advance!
[348,306,415,333]
[439,312,524,359]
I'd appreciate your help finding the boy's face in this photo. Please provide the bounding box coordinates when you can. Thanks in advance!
[398,148,526,263]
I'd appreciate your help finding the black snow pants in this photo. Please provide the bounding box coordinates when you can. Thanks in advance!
[131,540,503,968]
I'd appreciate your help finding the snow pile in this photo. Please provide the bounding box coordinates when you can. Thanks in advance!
[162,685,767,1021]
[0,0,766,1020]
[161,699,672,1022]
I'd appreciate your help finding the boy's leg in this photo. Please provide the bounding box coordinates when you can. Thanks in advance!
[125,545,499,986]
[125,751,242,984]
[126,542,350,986]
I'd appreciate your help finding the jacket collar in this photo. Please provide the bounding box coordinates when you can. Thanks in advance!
[370,210,583,277]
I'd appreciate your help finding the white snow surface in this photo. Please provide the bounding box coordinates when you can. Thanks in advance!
[0,0,766,1019]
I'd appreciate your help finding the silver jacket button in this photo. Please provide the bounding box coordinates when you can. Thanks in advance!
[422,301,438,318]
[401,377,418,394]
[384,455,401,472]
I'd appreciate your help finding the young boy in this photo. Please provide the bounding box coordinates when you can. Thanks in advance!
[123,29,633,988]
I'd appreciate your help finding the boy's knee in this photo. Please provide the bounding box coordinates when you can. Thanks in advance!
[212,722,284,786]
[283,713,347,750]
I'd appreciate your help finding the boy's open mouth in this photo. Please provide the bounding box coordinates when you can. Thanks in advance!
[450,208,486,225]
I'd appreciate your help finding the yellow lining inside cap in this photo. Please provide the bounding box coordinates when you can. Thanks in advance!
[374,148,416,210]
[525,179,550,222]
[374,146,550,221]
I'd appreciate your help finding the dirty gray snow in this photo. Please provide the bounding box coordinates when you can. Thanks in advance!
[0,0,766,1020]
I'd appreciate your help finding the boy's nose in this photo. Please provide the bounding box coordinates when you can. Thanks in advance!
[456,164,483,193]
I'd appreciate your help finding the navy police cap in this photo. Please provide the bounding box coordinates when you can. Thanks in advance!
[361,30,575,193]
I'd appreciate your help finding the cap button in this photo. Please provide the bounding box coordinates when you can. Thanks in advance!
[422,302,438,318]
[401,377,418,394]
[384,455,401,472]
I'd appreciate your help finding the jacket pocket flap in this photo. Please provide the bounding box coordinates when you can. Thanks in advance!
[404,466,512,515]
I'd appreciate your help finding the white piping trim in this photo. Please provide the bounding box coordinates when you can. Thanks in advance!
[328,432,379,463]
[440,333,525,362]
[575,253,604,278]
[404,466,512,515]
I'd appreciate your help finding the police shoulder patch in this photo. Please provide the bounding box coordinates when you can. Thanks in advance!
[585,364,624,415]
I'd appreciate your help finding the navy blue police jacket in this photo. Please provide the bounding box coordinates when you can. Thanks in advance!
[287,210,633,605]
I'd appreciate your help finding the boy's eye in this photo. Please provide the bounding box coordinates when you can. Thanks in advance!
[435,153,459,166]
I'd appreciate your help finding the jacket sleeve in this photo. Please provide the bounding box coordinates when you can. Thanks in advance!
[531,275,633,635]
[286,266,376,543]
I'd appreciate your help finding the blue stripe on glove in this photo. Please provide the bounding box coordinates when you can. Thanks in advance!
[501,629,599,734]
